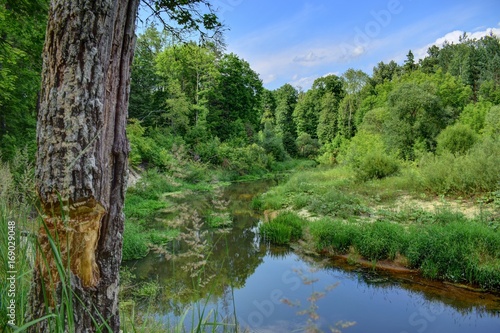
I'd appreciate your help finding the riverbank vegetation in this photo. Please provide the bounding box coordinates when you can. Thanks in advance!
[1,4,500,330]
[256,165,500,290]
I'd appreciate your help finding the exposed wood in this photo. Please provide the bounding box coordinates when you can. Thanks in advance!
[29,0,139,331]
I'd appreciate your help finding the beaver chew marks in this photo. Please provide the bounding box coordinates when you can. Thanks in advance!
[38,197,105,290]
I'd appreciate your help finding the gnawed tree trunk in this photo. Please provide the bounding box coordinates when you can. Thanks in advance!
[29,0,139,332]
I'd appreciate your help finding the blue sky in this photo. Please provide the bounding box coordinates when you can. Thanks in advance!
[208,0,500,90]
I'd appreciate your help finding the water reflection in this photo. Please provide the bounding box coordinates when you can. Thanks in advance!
[123,180,500,332]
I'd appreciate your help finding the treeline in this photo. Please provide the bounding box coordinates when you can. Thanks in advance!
[1,13,499,189]
[126,26,500,188]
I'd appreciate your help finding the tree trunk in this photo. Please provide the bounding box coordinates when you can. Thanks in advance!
[29,0,139,332]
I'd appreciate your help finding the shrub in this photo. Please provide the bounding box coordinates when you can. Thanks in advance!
[339,130,399,181]
[259,122,289,161]
[296,133,320,158]
[483,105,500,139]
[217,143,270,176]
[436,123,477,155]
[355,151,400,181]
[459,101,491,133]
[127,119,175,169]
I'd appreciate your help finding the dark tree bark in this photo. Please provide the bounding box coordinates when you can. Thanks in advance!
[29,0,139,331]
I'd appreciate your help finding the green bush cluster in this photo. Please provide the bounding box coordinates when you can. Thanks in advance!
[436,123,477,155]
[128,119,175,170]
[259,212,305,245]
[355,152,400,181]
[217,143,272,177]
[338,130,399,181]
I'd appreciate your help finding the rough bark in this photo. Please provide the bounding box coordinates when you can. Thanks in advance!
[29,0,139,332]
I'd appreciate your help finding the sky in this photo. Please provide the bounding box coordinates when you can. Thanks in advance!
[205,0,500,90]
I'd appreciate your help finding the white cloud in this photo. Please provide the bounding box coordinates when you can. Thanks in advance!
[289,71,340,90]
[289,75,317,90]
[260,73,277,85]
[413,26,500,61]
[293,51,326,64]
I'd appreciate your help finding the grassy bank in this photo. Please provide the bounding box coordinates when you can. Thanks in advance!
[256,165,500,291]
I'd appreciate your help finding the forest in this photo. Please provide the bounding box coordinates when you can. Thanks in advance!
[1,0,500,332]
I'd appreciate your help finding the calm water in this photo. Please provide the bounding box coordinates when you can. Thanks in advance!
[124,180,500,332]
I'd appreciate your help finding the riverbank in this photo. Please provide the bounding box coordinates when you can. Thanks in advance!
[256,164,500,293]
[122,159,316,261]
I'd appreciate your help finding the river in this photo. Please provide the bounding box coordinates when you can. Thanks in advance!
[124,179,500,332]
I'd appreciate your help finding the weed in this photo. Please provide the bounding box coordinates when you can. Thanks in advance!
[259,212,306,245]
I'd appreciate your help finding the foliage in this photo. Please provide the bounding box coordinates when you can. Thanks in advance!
[295,133,319,158]
[436,123,477,155]
[310,212,500,289]
[258,122,288,161]
[0,0,48,161]
[338,130,399,181]
[458,101,492,132]
[482,105,500,138]
[123,220,150,260]
[216,143,270,177]
[307,188,368,219]
[355,151,400,181]
[419,137,500,194]
[206,53,263,142]
[123,169,180,261]
[386,82,445,159]
[127,119,175,170]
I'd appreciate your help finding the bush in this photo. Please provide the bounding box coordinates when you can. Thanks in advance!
[436,123,477,155]
[127,119,175,170]
[483,105,500,139]
[355,151,400,181]
[339,130,399,181]
[217,143,271,176]
[459,101,491,133]
[296,133,320,158]
[259,122,289,161]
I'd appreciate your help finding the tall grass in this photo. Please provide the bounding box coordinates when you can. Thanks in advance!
[309,212,500,290]
[0,153,37,331]
[1,156,243,332]
[419,137,500,195]
[259,212,306,245]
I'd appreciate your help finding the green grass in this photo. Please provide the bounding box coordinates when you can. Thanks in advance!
[259,161,500,291]
[259,211,306,245]
[309,214,500,290]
